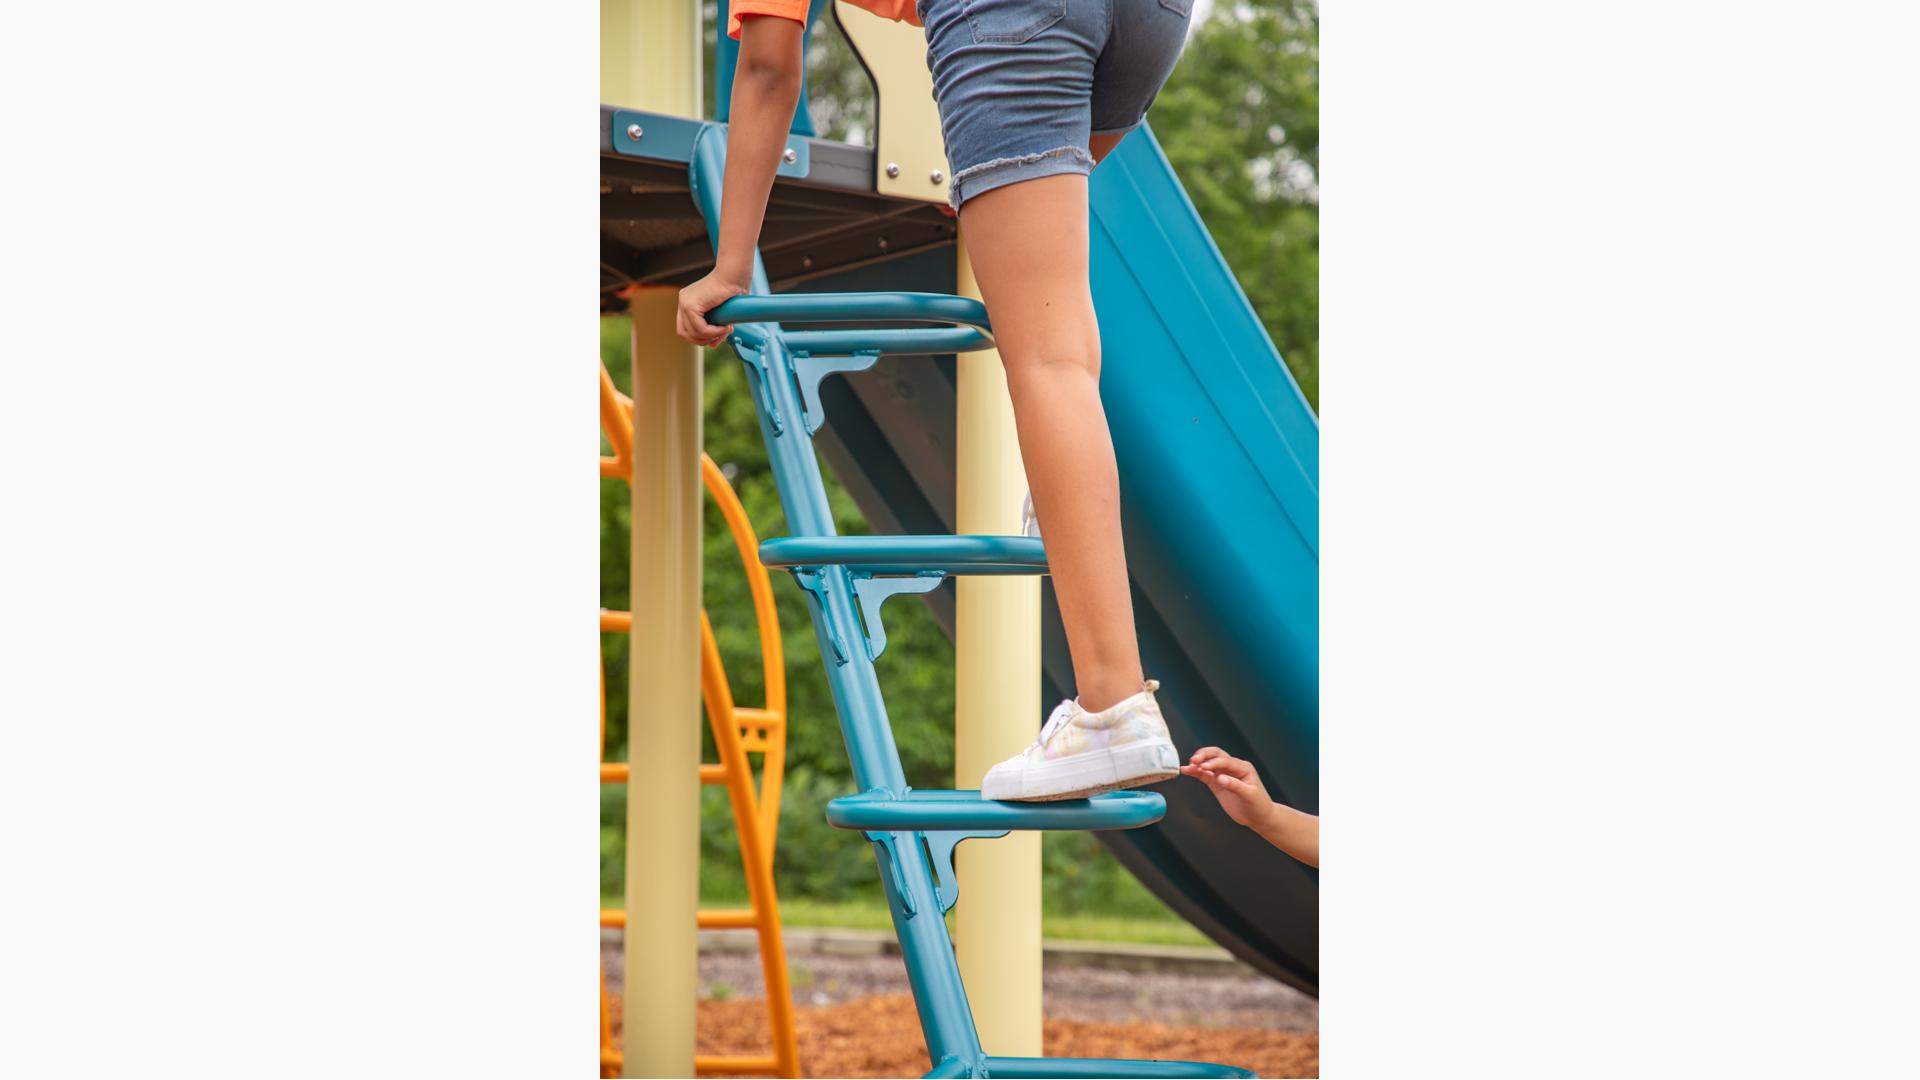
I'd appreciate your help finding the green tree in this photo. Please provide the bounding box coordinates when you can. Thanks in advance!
[1150,0,1319,408]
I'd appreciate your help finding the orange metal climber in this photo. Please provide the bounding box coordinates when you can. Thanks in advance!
[599,362,800,1077]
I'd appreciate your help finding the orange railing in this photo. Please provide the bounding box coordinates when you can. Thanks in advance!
[599,362,799,1077]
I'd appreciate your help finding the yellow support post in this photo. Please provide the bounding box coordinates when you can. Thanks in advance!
[623,285,703,1080]
[952,233,1044,1056]
[604,4,702,1075]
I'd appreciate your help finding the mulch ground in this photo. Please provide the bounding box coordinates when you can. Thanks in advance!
[611,992,1318,1078]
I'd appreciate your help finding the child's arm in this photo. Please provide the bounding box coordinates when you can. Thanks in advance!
[675,15,807,346]
[1180,746,1319,868]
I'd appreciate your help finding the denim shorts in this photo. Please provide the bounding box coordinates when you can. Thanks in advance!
[916,0,1193,208]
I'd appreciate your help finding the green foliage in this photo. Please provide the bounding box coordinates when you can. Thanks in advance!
[1148,0,1320,408]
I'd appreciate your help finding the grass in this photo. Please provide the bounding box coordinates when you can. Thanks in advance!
[1039,911,1211,948]
[603,894,1214,948]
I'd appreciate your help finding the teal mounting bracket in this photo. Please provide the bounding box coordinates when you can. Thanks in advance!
[864,821,1006,920]
[790,567,848,665]
[850,570,946,660]
[611,111,809,179]
[924,828,1008,914]
[791,348,882,435]
[866,829,919,919]
[728,327,786,437]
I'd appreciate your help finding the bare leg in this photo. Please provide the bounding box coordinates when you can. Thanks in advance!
[958,173,1142,711]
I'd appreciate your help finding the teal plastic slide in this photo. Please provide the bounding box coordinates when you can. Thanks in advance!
[1076,127,1318,992]
[807,126,1319,993]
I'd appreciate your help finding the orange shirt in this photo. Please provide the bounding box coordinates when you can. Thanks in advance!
[728,0,919,40]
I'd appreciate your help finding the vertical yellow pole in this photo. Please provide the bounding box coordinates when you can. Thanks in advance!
[605,3,702,1077]
[953,234,1045,1056]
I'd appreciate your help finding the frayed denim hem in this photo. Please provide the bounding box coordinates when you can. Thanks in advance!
[948,144,1096,209]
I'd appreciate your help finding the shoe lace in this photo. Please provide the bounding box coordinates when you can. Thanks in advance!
[1033,700,1077,752]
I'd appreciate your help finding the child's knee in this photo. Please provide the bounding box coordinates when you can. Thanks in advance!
[1005,336,1102,385]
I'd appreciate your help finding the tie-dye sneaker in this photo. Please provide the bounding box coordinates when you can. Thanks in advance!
[980,680,1181,801]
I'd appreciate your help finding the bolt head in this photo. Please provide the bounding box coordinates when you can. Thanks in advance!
[783,148,798,164]
[930,169,944,184]
[625,123,643,141]
[885,162,901,178]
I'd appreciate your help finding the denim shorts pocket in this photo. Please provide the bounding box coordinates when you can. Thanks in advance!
[1157,0,1193,15]
[963,0,1066,44]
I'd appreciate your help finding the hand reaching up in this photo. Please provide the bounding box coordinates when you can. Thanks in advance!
[1180,746,1274,829]
[1181,746,1319,868]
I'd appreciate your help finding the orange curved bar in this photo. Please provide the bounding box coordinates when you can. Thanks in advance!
[698,611,800,1078]
[599,363,634,480]
[606,372,784,706]
[599,359,797,1077]
[696,452,788,853]
[699,453,787,720]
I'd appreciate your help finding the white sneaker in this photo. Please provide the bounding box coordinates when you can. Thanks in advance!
[980,680,1180,802]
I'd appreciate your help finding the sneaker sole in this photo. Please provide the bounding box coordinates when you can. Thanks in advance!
[982,739,1181,802]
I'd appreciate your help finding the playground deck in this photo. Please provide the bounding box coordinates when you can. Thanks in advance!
[600,105,957,311]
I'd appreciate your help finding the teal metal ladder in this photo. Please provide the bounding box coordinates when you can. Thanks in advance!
[687,126,1252,1080]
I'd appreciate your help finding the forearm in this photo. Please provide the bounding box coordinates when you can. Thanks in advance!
[1257,803,1319,868]
[713,19,805,284]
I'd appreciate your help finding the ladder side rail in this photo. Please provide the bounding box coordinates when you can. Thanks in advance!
[688,121,988,1072]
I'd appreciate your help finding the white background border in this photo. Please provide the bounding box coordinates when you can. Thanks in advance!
[3,1,1917,1074]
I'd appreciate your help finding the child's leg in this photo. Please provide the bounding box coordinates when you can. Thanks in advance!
[956,173,1143,712]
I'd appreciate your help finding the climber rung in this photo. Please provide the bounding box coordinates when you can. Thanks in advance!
[759,535,1047,575]
[825,789,1165,832]
[733,707,783,730]
[778,326,993,356]
[696,908,759,930]
[696,1055,782,1074]
[603,908,765,932]
[967,1056,1255,1079]
[708,291,993,336]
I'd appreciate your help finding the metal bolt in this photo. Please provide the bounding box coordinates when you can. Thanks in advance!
[626,123,643,141]
[783,148,798,164]
[930,169,944,184]
[886,162,901,178]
